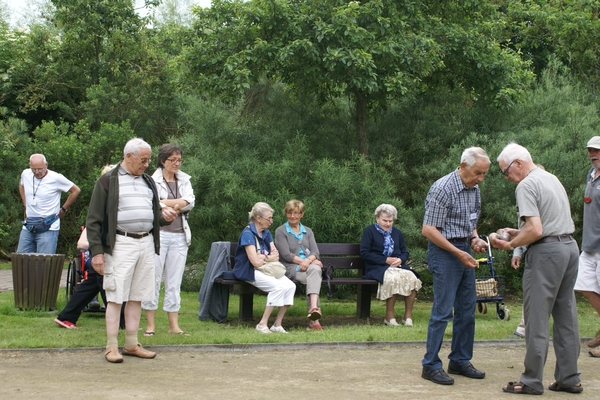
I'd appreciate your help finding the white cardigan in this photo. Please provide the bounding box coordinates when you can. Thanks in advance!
[152,168,195,246]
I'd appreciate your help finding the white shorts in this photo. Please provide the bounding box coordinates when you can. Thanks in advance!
[104,234,155,303]
[574,251,600,294]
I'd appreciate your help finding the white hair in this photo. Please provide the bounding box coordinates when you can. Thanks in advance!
[374,204,398,220]
[497,142,533,165]
[123,138,151,157]
[461,147,490,166]
[249,202,274,222]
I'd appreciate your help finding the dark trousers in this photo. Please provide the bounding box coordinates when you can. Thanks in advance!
[58,270,125,328]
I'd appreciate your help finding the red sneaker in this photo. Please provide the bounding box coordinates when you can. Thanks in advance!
[54,318,80,329]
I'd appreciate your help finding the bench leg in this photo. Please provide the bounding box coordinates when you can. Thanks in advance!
[238,284,254,321]
[356,285,374,319]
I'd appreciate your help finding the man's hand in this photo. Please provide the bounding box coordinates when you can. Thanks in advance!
[458,252,479,269]
[470,237,488,253]
[511,256,521,270]
[91,254,105,275]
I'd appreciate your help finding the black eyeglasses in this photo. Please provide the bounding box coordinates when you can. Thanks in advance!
[502,159,516,176]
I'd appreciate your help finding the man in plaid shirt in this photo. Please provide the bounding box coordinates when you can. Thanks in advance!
[420,147,490,386]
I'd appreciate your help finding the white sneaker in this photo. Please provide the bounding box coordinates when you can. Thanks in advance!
[383,318,400,327]
[269,325,288,333]
[402,318,413,327]
[255,324,271,334]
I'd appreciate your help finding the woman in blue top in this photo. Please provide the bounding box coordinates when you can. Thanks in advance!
[361,204,422,327]
[233,202,296,333]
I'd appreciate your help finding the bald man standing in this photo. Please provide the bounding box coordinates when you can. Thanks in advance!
[17,153,80,254]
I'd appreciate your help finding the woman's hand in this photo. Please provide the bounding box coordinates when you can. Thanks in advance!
[386,257,402,267]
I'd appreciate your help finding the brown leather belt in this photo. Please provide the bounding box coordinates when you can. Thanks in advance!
[530,234,574,247]
[116,230,151,239]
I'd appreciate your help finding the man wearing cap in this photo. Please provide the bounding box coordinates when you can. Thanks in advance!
[492,142,581,394]
[576,136,600,357]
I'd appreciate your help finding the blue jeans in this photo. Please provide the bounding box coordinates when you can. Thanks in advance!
[422,241,476,370]
[16,229,59,254]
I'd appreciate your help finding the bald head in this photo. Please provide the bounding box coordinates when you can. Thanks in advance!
[29,154,48,179]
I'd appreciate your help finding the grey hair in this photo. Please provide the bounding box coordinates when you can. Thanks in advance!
[123,138,151,157]
[30,154,47,163]
[374,204,398,220]
[461,147,490,167]
[497,142,533,165]
[248,202,274,222]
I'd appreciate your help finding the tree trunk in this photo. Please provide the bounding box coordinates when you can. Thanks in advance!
[353,90,369,158]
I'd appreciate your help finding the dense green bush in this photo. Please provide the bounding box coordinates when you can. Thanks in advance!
[3,60,599,300]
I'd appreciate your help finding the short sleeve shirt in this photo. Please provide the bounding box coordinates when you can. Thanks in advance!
[582,168,600,252]
[423,169,481,239]
[20,169,75,230]
[515,168,574,236]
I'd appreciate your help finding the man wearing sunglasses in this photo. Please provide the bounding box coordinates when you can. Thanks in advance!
[493,142,581,395]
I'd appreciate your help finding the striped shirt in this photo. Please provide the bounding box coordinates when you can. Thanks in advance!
[116,166,154,234]
[423,169,481,239]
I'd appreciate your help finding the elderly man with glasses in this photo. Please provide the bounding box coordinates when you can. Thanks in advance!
[492,142,581,395]
[421,146,490,386]
[86,138,179,363]
[17,153,80,254]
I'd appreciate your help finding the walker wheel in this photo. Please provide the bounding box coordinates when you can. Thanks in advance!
[476,302,488,314]
[497,304,511,321]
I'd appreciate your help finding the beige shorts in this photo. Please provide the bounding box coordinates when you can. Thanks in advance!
[104,234,155,303]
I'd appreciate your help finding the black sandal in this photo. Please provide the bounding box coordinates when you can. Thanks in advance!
[502,381,543,395]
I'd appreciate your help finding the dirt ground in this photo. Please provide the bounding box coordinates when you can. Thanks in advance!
[1,342,598,399]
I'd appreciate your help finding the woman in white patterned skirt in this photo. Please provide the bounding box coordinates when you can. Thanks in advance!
[360,204,421,327]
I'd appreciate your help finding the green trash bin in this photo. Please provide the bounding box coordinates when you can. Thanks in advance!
[11,253,66,310]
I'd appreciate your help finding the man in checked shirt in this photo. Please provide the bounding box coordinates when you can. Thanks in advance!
[420,147,490,386]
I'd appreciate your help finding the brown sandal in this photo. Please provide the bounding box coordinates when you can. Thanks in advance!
[548,381,583,393]
[502,381,543,395]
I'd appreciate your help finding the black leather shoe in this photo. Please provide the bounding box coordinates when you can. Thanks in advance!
[422,367,455,385]
[447,362,486,379]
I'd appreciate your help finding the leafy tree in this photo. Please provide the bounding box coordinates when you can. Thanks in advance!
[502,0,600,90]
[185,0,534,156]
[2,0,177,142]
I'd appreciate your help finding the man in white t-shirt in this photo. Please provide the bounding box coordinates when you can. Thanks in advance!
[17,154,80,254]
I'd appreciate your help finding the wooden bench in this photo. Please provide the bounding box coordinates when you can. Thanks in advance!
[213,243,378,320]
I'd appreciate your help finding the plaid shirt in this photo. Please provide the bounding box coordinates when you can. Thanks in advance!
[423,169,481,239]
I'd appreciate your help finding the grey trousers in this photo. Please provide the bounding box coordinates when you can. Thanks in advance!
[521,239,581,393]
[290,264,322,311]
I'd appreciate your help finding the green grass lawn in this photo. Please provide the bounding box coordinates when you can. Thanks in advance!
[0,287,597,349]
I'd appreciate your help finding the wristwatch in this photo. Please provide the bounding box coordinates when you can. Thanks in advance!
[61,207,67,213]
